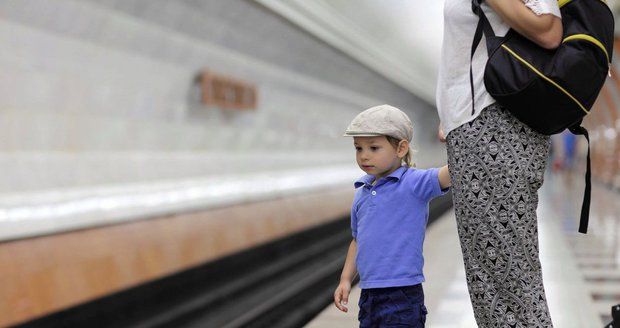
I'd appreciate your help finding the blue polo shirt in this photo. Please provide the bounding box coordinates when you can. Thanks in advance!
[351,166,447,289]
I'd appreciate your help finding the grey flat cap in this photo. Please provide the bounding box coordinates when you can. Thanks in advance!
[343,104,413,142]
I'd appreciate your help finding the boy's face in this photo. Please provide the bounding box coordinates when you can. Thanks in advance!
[353,136,407,180]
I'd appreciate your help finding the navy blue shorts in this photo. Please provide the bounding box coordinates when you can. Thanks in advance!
[358,284,427,328]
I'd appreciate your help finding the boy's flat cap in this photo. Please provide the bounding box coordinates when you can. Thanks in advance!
[343,104,413,142]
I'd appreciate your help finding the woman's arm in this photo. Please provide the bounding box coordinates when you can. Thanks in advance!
[334,239,358,312]
[439,165,451,189]
[486,0,563,49]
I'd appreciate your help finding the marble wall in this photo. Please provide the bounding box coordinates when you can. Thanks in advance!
[0,0,446,238]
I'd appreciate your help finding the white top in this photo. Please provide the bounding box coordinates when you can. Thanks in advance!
[436,0,562,137]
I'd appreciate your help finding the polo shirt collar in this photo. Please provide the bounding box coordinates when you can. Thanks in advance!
[354,165,408,188]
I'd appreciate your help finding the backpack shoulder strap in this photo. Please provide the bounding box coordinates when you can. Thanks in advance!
[568,124,591,234]
[469,0,498,115]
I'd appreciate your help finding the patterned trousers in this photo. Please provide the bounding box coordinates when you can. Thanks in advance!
[446,104,554,327]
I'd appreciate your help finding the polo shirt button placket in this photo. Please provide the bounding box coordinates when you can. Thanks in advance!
[371,190,377,196]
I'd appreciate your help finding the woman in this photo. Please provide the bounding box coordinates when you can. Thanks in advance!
[437,0,562,326]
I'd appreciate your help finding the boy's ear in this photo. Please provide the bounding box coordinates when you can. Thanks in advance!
[397,140,409,157]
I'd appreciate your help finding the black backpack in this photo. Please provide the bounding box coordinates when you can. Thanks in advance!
[470,0,615,234]
[605,304,620,327]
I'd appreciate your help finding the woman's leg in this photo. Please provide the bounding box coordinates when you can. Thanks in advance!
[446,104,553,327]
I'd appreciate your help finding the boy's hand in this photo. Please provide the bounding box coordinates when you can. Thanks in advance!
[333,281,352,312]
[438,124,446,143]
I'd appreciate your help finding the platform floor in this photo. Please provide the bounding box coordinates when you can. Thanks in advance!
[306,171,619,327]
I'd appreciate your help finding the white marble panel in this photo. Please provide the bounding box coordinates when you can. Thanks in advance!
[0,0,448,238]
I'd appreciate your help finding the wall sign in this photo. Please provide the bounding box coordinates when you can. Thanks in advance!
[201,70,257,110]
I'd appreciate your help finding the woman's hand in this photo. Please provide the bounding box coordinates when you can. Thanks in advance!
[334,280,352,312]
[486,0,563,49]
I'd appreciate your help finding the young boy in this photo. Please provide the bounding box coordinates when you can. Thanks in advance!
[334,104,451,327]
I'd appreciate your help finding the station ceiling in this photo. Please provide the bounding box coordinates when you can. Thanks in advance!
[257,0,620,106]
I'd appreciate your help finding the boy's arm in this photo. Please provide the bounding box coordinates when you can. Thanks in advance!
[340,239,358,283]
[439,165,451,190]
[334,239,358,312]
